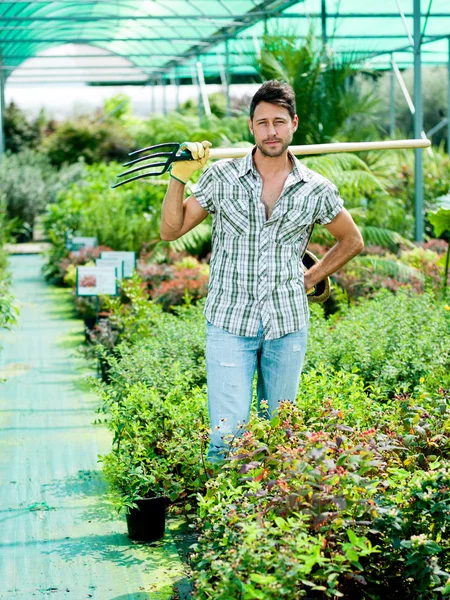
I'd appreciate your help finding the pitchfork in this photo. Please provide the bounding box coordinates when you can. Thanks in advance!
[111,139,431,188]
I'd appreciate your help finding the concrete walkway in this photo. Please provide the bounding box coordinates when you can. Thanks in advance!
[0,255,187,600]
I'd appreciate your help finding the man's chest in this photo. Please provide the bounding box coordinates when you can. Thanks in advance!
[260,178,287,219]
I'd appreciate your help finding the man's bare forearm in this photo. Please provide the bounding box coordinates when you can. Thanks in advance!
[160,178,186,240]
[305,234,364,289]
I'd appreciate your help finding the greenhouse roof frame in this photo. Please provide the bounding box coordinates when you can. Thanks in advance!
[1,0,450,242]
[0,0,449,84]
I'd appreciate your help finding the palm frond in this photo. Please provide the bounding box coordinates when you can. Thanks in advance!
[301,153,385,196]
[353,256,423,282]
[359,226,415,251]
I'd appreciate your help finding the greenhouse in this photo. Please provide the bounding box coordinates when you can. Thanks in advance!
[0,1,450,599]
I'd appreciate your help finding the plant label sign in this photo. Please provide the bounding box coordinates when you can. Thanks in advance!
[70,236,97,254]
[100,251,136,278]
[76,267,118,297]
[95,258,125,279]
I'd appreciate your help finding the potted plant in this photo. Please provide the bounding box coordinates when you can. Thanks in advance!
[100,437,170,541]
[98,381,210,541]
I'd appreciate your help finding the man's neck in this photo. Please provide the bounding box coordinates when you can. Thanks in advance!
[252,147,293,179]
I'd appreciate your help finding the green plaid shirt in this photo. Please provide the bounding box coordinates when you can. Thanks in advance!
[191,149,343,340]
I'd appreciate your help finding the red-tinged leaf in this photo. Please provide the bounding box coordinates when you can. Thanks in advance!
[254,468,268,482]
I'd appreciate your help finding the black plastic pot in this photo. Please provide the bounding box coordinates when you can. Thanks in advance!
[126,497,169,541]
[83,316,97,342]
[98,355,111,383]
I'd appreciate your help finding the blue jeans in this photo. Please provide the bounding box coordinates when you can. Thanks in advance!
[205,320,308,461]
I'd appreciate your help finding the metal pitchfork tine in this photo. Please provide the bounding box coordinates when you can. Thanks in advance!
[111,142,194,188]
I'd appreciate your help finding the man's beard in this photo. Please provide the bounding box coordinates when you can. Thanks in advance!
[256,137,292,158]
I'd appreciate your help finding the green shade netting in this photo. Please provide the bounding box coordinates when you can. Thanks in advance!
[0,0,449,83]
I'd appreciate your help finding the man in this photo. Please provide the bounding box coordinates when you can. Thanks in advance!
[160,80,364,461]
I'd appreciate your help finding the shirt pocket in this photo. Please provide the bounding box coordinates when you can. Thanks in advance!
[216,184,249,237]
[273,208,311,245]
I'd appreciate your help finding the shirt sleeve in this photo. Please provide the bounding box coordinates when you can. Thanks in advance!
[315,183,344,225]
[191,165,216,214]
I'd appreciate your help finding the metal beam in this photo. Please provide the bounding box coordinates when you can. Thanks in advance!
[0,72,5,155]
[225,39,230,118]
[162,78,167,116]
[197,60,211,116]
[321,0,327,45]
[151,81,155,114]
[448,37,450,154]
[0,51,258,59]
[413,0,424,242]
[426,117,449,137]
[392,57,415,114]
[0,35,442,44]
[395,0,415,47]
[390,55,396,138]
[151,0,307,81]
[2,12,450,19]
[1,66,147,70]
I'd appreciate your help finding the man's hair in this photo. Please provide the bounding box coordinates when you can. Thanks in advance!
[249,80,296,120]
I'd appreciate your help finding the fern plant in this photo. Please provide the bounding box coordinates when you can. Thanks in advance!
[254,29,382,145]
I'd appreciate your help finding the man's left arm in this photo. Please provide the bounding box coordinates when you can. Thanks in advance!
[304,208,364,292]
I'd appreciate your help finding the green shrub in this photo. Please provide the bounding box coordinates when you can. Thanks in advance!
[0,150,86,236]
[97,299,206,399]
[42,162,167,281]
[192,398,450,599]
[130,112,252,151]
[98,380,209,512]
[4,102,44,153]
[42,118,134,167]
[306,289,450,396]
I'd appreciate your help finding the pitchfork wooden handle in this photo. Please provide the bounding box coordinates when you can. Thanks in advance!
[208,139,431,160]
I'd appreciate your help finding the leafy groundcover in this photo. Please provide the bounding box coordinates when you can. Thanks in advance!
[89,280,450,599]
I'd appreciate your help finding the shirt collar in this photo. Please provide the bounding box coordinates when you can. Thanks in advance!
[238,146,311,182]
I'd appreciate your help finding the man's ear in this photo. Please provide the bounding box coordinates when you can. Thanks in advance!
[248,117,254,136]
[293,114,299,133]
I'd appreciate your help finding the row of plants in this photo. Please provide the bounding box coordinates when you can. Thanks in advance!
[80,269,450,597]
[39,143,449,322]
[0,199,19,331]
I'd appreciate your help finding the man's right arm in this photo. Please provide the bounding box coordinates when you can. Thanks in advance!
[160,177,208,241]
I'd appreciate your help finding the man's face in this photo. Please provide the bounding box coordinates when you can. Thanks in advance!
[249,101,298,158]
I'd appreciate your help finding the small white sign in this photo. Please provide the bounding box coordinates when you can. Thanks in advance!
[100,251,136,278]
[95,258,124,279]
[76,267,118,297]
[71,236,98,251]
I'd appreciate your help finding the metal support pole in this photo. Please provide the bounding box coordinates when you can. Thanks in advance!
[0,72,5,155]
[390,55,396,138]
[321,0,328,45]
[196,61,211,117]
[413,0,424,242]
[448,37,450,154]
[196,57,202,120]
[175,75,180,112]
[162,77,167,115]
[225,39,231,118]
[151,80,155,114]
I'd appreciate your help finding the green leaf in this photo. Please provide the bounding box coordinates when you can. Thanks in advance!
[347,529,358,544]
[428,195,450,237]
[249,573,277,584]
[270,416,280,427]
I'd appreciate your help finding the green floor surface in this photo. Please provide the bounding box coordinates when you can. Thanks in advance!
[0,255,188,600]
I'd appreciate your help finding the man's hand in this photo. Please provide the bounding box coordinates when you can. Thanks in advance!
[303,208,364,292]
[303,272,316,296]
[169,140,212,184]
